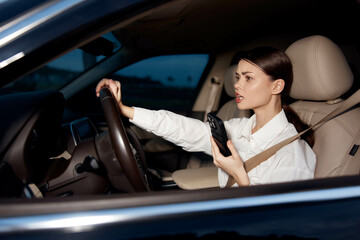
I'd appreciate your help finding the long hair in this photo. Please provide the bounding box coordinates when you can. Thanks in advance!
[239,47,314,147]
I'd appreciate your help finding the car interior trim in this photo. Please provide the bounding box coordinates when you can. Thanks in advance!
[0,51,24,69]
[1,184,360,234]
[69,117,99,147]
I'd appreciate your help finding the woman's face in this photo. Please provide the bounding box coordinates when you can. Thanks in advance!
[234,59,276,111]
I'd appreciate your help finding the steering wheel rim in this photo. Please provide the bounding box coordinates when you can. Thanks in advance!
[99,87,149,192]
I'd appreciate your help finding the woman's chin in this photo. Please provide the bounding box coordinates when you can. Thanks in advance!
[237,103,249,110]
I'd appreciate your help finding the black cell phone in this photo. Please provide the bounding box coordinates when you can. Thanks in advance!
[207,112,231,157]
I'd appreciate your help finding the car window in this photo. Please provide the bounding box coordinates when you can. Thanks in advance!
[1,32,121,94]
[111,54,209,112]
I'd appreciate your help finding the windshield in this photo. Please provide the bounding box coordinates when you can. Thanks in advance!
[0,32,121,95]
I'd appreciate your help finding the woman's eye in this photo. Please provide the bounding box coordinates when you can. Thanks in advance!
[246,76,253,81]
[234,76,240,82]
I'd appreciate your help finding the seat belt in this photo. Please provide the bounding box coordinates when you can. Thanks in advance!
[225,88,360,187]
[203,77,221,122]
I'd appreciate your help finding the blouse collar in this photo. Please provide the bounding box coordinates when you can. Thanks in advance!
[240,109,289,150]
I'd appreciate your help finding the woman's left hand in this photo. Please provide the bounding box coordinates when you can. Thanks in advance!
[211,137,250,186]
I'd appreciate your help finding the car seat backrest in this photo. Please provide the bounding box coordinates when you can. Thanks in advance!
[285,35,360,178]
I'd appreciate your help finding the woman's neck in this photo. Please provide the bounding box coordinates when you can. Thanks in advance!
[252,98,282,134]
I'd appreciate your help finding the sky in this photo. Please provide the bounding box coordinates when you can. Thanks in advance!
[48,51,209,87]
[116,54,209,87]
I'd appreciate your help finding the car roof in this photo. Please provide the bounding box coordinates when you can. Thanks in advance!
[0,0,168,86]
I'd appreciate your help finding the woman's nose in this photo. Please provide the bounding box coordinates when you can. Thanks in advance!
[234,78,242,90]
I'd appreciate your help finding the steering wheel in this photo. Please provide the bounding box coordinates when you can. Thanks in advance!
[99,87,149,192]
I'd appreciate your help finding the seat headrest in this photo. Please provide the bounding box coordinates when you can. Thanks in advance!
[285,35,353,101]
[223,64,237,98]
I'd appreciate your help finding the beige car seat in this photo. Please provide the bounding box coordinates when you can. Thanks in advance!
[286,35,360,178]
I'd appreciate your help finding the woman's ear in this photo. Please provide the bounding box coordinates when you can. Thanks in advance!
[272,79,285,95]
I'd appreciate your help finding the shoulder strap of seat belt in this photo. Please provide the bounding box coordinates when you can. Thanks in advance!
[226,89,360,187]
[203,77,221,122]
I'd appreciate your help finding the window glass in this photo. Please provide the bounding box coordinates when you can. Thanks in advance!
[2,32,121,94]
[111,54,209,111]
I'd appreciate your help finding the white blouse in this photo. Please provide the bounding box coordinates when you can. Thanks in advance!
[130,107,316,187]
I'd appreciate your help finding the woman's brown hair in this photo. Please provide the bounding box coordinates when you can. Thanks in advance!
[239,47,315,147]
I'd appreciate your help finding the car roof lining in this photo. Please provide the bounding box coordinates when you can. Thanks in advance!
[113,0,360,54]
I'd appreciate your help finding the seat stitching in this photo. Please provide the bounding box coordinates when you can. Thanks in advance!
[324,120,360,177]
[313,37,330,94]
[338,129,360,176]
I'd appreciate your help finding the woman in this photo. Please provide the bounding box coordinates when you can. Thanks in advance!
[96,47,316,187]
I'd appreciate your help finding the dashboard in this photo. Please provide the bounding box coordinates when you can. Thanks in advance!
[70,117,98,147]
[0,91,65,185]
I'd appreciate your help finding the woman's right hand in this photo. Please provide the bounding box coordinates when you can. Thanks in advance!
[96,78,122,105]
[96,78,135,119]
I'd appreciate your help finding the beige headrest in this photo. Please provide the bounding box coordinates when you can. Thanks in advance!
[285,35,353,101]
[223,64,237,98]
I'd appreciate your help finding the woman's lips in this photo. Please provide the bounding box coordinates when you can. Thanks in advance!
[235,93,244,103]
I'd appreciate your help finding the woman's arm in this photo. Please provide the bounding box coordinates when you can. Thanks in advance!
[96,78,212,154]
[131,107,212,154]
